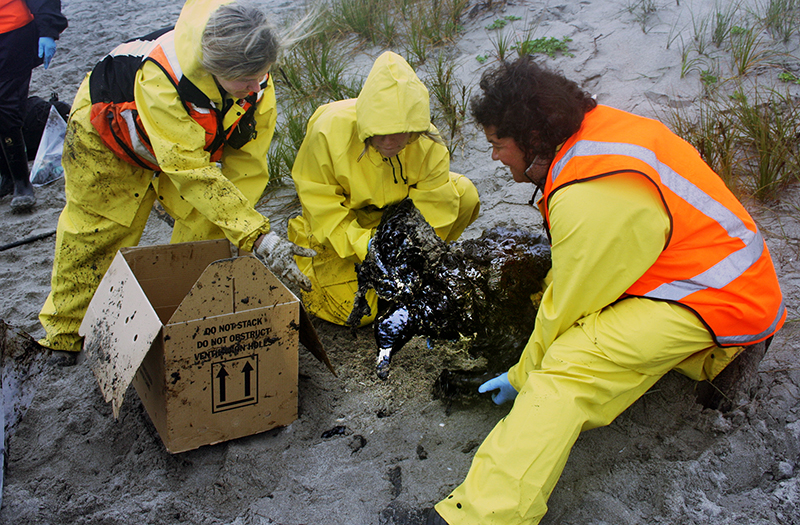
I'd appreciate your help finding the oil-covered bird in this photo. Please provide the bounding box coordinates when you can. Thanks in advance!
[347,199,552,391]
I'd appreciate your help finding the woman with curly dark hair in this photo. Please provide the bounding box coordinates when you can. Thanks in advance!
[426,57,784,524]
[471,58,596,175]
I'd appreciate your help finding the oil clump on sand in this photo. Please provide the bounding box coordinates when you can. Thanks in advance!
[348,199,551,394]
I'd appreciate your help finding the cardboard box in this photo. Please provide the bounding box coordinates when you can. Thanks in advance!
[80,239,324,454]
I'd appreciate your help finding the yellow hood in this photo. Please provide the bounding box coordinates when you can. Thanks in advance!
[355,51,431,143]
[173,0,235,102]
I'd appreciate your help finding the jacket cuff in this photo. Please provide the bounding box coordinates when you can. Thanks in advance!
[239,225,270,253]
[506,362,525,392]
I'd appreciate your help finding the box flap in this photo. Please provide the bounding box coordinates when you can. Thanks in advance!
[169,255,297,324]
[299,304,336,376]
[80,251,163,418]
[121,239,234,324]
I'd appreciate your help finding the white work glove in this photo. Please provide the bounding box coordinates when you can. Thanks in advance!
[254,232,316,291]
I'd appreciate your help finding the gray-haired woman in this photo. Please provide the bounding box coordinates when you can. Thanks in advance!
[39,0,312,361]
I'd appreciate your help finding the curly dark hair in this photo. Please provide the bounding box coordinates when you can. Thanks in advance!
[471,57,597,162]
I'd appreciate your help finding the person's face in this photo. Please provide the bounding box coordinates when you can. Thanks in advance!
[217,68,270,99]
[370,133,411,158]
[484,126,531,183]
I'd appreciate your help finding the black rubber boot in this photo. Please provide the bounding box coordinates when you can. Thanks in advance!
[0,129,36,212]
[425,508,449,525]
[0,142,12,198]
[0,162,12,199]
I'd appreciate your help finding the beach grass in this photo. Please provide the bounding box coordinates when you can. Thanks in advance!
[427,51,470,155]
[665,0,800,201]
[729,23,773,76]
[711,1,739,47]
[666,83,800,201]
[625,0,659,34]
[266,0,474,192]
[731,87,800,199]
[268,0,799,204]
[488,26,515,61]
[758,0,800,43]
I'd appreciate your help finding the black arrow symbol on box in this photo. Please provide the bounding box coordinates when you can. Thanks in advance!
[242,361,253,397]
[217,365,229,402]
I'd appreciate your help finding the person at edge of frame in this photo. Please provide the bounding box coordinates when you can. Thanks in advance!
[0,0,68,211]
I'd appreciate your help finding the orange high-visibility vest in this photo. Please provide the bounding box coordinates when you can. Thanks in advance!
[0,0,33,34]
[88,28,264,171]
[541,105,785,346]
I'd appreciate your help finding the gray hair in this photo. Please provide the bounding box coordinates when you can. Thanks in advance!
[201,1,279,80]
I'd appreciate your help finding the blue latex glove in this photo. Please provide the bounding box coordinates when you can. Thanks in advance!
[478,372,518,405]
[38,37,56,69]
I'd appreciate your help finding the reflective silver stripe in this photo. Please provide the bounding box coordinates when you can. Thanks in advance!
[189,102,212,114]
[158,33,230,110]
[647,234,762,300]
[717,300,786,345]
[256,74,269,100]
[108,38,160,59]
[552,140,761,300]
[120,109,158,166]
[158,32,183,80]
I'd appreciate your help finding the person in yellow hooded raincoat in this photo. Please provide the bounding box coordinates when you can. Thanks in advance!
[288,51,480,327]
[38,0,314,361]
[426,58,785,524]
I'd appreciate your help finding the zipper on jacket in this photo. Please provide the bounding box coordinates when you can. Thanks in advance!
[386,155,407,184]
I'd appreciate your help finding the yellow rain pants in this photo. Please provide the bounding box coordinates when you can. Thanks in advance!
[38,179,251,352]
[435,174,743,524]
[39,185,156,352]
[435,298,741,524]
[290,172,479,326]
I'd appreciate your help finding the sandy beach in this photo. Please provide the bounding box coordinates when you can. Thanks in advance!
[1,0,799,524]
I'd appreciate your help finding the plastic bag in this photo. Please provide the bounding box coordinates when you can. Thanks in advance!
[29,105,67,186]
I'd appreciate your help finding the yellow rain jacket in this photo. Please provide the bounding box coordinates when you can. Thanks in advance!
[288,51,479,326]
[39,0,277,352]
[68,0,275,246]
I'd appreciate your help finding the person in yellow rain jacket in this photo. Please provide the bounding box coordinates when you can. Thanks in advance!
[427,58,786,524]
[38,0,313,362]
[288,51,480,326]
